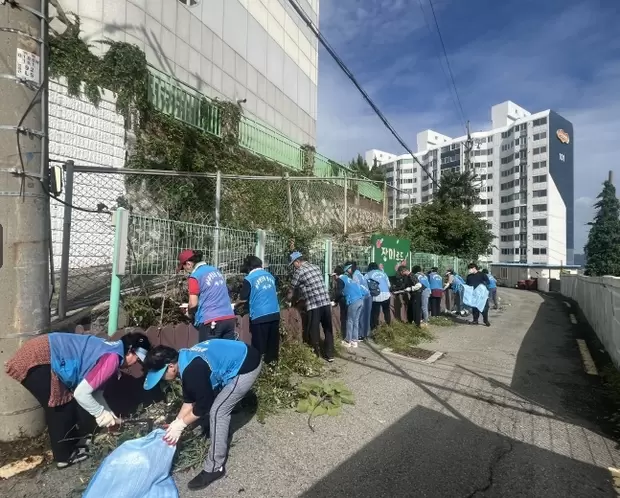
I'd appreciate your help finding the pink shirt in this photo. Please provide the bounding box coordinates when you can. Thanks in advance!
[84,353,120,391]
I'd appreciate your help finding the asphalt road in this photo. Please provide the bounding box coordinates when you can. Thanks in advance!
[2,288,618,497]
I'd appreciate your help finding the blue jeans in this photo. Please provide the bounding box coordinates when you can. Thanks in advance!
[358,295,372,339]
[346,299,364,342]
[421,288,430,322]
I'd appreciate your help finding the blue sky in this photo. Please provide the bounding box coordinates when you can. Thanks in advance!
[315,0,620,253]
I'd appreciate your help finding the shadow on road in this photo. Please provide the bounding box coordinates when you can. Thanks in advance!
[300,405,613,498]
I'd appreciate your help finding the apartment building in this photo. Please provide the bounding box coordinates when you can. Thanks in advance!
[366,101,575,265]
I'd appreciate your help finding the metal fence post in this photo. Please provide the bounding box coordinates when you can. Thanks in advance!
[343,173,348,234]
[285,173,294,228]
[108,208,129,336]
[214,170,221,268]
[57,160,74,319]
[255,229,266,261]
[324,238,332,289]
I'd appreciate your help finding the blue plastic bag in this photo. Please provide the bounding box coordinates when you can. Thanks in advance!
[83,429,178,498]
[462,284,489,311]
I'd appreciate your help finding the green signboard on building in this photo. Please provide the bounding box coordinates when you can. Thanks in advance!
[370,234,411,276]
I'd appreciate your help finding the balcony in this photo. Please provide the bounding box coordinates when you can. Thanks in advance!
[146,66,383,202]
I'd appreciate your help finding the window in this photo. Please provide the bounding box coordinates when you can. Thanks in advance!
[533,146,547,155]
[533,160,547,169]
[533,248,547,255]
[501,156,512,165]
[487,210,494,217]
[500,267,508,279]
[532,117,548,127]
[533,218,547,226]
[488,161,493,167]
[533,233,548,241]
[533,175,546,183]
[488,136,494,143]
[533,131,547,141]
[501,130,512,138]
[533,189,547,197]
[532,204,547,212]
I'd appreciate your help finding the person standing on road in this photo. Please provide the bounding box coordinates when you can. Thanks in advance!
[482,268,499,309]
[178,249,236,342]
[413,265,431,325]
[444,269,466,315]
[288,252,335,362]
[466,263,491,326]
[237,255,281,363]
[332,265,368,348]
[345,260,372,341]
[366,262,392,330]
[397,265,424,327]
[428,267,444,316]
[5,331,151,468]
[143,339,262,491]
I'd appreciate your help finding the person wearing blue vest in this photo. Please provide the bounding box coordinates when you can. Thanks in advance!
[178,249,236,342]
[236,255,281,363]
[143,340,262,491]
[413,265,431,325]
[482,268,499,309]
[428,266,444,317]
[444,269,466,315]
[5,331,151,468]
[345,260,372,341]
[332,265,368,347]
[366,262,392,330]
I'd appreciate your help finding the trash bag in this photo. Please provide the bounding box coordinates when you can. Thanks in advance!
[83,429,178,498]
[462,284,489,311]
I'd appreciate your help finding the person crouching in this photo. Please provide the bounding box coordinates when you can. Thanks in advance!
[143,339,262,491]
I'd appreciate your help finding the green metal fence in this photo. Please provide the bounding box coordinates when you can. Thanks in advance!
[146,65,383,202]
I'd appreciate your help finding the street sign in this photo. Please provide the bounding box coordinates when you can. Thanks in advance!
[370,234,410,276]
[15,48,40,84]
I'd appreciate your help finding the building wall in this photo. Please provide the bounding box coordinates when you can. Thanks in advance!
[56,0,319,146]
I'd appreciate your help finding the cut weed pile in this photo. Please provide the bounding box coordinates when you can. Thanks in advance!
[373,321,434,355]
[429,316,457,327]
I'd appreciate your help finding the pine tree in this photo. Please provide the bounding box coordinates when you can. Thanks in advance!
[584,179,620,276]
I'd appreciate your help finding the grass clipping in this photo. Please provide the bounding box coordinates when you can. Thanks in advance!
[373,321,434,355]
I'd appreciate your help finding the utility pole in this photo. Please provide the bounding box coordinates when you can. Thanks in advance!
[0,0,49,441]
[609,170,614,185]
[463,120,473,172]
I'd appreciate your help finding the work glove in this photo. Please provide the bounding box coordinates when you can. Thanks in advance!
[330,301,337,307]
[404,287,412,292]
[163,418,187,446]
[96,410,119,428]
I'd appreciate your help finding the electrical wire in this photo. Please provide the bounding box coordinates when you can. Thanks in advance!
[285,0,439,187]
[425,0,467,128]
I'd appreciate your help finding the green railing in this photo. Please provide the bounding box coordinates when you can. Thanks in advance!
[146,66,383,202]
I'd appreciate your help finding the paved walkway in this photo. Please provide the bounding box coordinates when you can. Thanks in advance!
[2,289,619,497]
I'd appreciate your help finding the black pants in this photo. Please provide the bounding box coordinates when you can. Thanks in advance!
[430,296,442,317]
[472,303,490,324]
[339,301,347,339]
[198,318,237,342]
[453,291,462,313]
[22,365,94,462]
[250,319,280,363]
[371,300,391,329]
[304,305,334,359]
[407,292,422,327]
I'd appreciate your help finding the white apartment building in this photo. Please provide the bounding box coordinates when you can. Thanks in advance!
[366,101,575,266]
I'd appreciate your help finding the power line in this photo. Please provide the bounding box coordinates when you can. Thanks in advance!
[426,0,467,127]
[285,0,439,187]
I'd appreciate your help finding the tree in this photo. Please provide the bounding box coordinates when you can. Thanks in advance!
[348,153,384,182]
[584,179,620,276]
[435,170,479,209]
[398,203,494,260]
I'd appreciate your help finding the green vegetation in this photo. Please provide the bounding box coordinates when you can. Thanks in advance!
[372,321,434,355]
[296,379,355,431]
[584,179,620,277]
[428,316,456,327]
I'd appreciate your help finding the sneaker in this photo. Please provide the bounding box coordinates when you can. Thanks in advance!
[351,341,358,348]
[57,447,89,469]
[471,321,479,325]
[326,357,335,363]
[484,321,491,327]
[341,340,352,348]
[188,468,225,490]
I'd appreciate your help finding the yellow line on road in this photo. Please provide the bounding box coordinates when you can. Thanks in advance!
[577,339,599,376]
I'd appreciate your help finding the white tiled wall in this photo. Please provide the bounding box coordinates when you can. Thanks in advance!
[48,79,126,270]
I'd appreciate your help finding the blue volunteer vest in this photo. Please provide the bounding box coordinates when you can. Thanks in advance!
[339,275,366,306]
[191,263,234,325]
[416,272,430,289]
[244,269,280,321]
[352,270,369,291]
[429,272,443,291]
[488,275,497,289]
[452,275,465,293]
[366,270,390,293]
[177,339,248,390]
[48,332,125,390]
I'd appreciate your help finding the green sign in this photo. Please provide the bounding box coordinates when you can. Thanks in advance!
[371,234,411,276]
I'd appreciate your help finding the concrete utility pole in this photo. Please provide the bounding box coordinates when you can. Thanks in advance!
[0,0,49,441]
[463,120,473,172]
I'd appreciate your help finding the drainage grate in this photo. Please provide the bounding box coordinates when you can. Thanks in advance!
[400,347,437,360]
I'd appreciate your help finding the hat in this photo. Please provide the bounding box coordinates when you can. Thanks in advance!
[289,251,302,265]
[177,249,194,271]
[343,264,353,272]
[144,365,168,390]
[135,347,148,362]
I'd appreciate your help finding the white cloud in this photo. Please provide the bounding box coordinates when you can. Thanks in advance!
[315,0,620,253]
